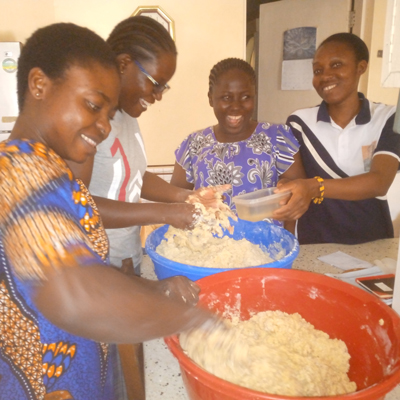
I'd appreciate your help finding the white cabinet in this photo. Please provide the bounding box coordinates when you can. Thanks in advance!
[0,42,21,133]
[388,172,400,237]
[382,0,400,88]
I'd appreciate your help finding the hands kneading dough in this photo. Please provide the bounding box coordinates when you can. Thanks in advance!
[180,310,356,397]
[157,187,278,269]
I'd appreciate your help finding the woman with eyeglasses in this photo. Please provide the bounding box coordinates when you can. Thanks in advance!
[68,16,226,277]
[66,16,228,399]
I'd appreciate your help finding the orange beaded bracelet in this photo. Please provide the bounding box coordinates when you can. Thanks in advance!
[312,176,325,204]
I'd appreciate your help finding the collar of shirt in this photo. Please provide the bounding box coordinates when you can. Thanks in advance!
[317,92,371,125]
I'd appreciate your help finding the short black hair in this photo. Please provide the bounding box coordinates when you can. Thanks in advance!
[17,22,117,110]
[107,16,177,63]
[208,58,256,95]
[318,32,369,63]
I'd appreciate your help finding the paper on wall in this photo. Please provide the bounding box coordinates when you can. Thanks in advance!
[281,59,314,90]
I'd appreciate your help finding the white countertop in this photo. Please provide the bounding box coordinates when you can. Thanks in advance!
[141,238,400,400]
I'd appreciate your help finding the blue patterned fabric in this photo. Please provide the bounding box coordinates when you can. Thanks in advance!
[175,122,299,216]
[0,139,117,399]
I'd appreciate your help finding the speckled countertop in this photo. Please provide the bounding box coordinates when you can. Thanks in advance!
[142,238,400,400]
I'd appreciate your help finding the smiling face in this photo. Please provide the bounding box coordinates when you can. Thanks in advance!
[38,62,120,163]
[312,41,367,107]
[118,52,176,118]
[209,68,257,142]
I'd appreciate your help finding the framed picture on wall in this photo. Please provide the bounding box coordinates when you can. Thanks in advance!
[132,6,175,40]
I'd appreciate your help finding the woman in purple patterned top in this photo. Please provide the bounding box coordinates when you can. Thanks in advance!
[171,58,308,230]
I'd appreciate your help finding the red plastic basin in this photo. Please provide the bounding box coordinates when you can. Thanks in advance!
[165,268,400,400]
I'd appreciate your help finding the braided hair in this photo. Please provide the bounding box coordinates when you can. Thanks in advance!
[17,22,117,111]
[107,15,177,63]
[208,58,256,95]
[318,33,369,63]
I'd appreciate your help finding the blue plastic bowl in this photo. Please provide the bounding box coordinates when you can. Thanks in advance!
[145,219,300,281]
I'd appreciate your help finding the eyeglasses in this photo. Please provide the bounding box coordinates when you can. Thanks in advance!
[134,59,170,95]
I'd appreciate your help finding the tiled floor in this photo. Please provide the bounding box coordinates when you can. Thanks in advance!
[142,255,189,399]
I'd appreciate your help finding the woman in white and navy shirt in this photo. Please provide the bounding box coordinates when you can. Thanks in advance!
[275,33,400,244]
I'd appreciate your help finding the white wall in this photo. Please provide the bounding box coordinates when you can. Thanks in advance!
[0,0,246,165]
[366,0,399,105]
[0,0,55,43]
[257,0,352,124]
[388,172,400,237]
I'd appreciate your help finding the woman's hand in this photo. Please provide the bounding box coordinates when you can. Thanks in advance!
[187,184,237,221]
[272,179,318,221]
[156,275,201,306]
[186,184,232,208]
[162,185,236,231]
[164,203,201,230]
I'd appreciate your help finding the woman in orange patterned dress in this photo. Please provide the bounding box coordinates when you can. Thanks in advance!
[0,22,217,400]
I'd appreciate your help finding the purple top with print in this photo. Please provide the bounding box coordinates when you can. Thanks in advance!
[175,122,300,214]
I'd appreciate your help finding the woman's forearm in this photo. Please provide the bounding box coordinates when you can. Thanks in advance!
[93,196,191,228]
[34,265,212,344]
[141,171,192,203]
[323,155,398,201]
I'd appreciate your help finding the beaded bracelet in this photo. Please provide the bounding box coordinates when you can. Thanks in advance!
[312,176,324,204]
